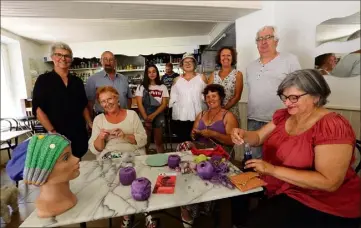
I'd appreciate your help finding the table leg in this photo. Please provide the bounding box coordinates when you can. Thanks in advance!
[80,222,87,228]
[108,218,112,228]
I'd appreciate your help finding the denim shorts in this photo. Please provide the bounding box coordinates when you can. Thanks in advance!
[141,113,165,128]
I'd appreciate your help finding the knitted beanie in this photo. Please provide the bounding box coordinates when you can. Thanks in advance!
[23,134,71,186]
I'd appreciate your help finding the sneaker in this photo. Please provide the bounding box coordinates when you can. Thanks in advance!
[145,215,159,228]
[121,216,132,228]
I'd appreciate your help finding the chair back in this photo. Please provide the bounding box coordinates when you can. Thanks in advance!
[1,118,18,132]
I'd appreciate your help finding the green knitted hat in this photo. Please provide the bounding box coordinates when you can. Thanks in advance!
[23,133,71,186]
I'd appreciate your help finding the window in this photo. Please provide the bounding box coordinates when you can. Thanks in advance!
[1,43,17,118]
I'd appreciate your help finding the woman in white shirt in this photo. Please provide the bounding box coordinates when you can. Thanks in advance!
[88,86,147,160]
[169,53,207,142]
[136,64,169,153]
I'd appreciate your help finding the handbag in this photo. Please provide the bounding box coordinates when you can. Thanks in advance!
[142,87,161,115]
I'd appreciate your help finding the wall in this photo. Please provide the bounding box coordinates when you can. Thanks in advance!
[41,35,210,59]
[1,29,48,101]
[235,1,360,110]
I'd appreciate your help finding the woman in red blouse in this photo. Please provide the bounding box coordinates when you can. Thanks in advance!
[232,69,360,228]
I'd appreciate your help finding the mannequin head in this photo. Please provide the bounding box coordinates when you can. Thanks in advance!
[23,134,80,186]
[46,145,80,185]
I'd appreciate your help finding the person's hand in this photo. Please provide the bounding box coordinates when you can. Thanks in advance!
[231,128,246,145]
[99,129,110,140]
[146,113,156,122]
[197,129,213,138]
[191,129,198,140]
[111,128,125,138]
[245,159,276,175]
[87,121,93,129]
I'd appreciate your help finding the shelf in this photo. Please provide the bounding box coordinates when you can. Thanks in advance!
[69,68,99,71]
[117,69,144,73]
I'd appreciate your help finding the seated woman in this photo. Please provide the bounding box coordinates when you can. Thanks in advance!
[89,86,157,228]
[89,86,147,160]
[231,69,360,228]
[179,84,238,227]
[177,84,238,154]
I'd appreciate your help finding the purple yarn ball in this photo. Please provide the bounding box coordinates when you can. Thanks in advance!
[119,167,136,186]
[196,161,214,180]
[131,177,151,201]
[168,155,181,169]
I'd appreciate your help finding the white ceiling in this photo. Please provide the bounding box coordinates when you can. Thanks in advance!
[1,18,216,44]
[0,1,259,44]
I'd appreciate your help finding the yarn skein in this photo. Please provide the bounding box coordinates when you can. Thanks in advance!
[119,167,136,186]
[168,155,181,169]
[131,177,151,201]
[196,161,214,180]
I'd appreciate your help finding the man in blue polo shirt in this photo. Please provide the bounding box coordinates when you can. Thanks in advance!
[85,51,132,116]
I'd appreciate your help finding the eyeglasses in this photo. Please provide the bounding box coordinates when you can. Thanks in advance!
[99,97,116,106]
[279,93,308,103]
[53,53,72,59]
[256,35,275,43]
[183,60,194,65]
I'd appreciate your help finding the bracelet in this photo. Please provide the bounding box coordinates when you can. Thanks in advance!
[48,129,56,133]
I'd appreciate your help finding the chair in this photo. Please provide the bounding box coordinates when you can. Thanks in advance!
[1,118,19,159]
[354,140,361,173]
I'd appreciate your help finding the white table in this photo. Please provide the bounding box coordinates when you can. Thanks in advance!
[20,152,262,227]
[0,130,31,142]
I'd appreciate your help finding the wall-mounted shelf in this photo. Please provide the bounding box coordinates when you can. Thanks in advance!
[69,68,99,71]
[117,69,144,73]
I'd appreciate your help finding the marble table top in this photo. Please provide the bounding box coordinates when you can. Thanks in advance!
[20,152,262,227]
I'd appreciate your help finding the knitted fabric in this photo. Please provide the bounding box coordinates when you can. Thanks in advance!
[23,134,70,186]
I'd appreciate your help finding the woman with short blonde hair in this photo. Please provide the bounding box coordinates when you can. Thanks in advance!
[89,86,147,160]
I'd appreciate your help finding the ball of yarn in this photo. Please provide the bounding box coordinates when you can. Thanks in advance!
[168,155,181,169]
[196,161,214,180]
[194,154,208,164]
[119,167,136,186]
[131,177,151,201]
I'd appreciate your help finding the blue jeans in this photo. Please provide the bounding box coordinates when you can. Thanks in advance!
[247,119,268,159]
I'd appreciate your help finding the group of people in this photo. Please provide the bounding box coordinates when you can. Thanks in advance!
[30,25,360,228]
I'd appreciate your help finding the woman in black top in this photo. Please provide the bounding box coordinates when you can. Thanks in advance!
[32,42,92,158]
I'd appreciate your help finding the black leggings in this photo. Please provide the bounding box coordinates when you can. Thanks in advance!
[245,194,360,228]
[172,120,194,142]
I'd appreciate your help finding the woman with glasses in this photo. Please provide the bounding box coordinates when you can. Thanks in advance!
[135,64,169,154]
[208,46,243,123]
[88,87,154,227]
[32,42,92,159]
[88,86,147,160]
[169,53,207,142]
[231,69,360,228]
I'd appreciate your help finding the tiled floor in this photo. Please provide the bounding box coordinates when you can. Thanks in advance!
[0,144,234,228]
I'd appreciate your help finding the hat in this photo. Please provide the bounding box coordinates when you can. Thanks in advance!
[23,134,71,186]
[180,53,197,67]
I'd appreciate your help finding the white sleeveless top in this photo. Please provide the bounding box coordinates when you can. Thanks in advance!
[169,74,206,121]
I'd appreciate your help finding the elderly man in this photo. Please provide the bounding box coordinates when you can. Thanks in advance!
[246,26,301,158]
[85,51,132,116]
[32,42,92,158]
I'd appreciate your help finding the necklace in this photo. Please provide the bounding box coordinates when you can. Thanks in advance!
[206,108,222,126]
